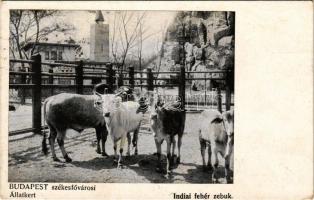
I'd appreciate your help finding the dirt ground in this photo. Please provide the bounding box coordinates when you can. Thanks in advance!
[8,112,233,184]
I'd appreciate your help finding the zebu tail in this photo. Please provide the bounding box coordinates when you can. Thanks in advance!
[42,98,49,155]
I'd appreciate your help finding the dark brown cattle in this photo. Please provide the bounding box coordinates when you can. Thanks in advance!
[42,93,109,162]
[150,97,186,175]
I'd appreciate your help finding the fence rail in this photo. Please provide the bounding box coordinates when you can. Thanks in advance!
[9,54,233,136]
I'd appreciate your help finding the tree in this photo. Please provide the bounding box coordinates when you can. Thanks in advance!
[9,10,74,59]
[110,11,147,73]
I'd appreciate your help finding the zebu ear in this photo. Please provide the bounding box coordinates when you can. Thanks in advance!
[222,109,234,121]
[211,117,223,124]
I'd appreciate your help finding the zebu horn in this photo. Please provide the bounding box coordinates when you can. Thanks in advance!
[93,83,108,97]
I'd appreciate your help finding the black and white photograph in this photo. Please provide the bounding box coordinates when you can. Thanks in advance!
[8,10,235,184]
[1,1,313,199]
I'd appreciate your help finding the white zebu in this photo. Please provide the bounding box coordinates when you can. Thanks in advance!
[199,109,234,183]
[100,94,148,167]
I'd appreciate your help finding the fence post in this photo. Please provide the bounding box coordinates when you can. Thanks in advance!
[107,63,115,93]
[217,87,222,113]
[76,60,83,94]
[179,65,186,109]
[20,68,26,104]
[129,66,134,89]
[225,70,232,111]
[31,54,42,135]
[147,68,154,91]
[48,68,54,96]
[118,72,124,87]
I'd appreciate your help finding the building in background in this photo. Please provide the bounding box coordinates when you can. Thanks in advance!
[22,42,80,84]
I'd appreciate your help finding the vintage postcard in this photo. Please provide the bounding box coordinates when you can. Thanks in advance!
[0,1,313,200]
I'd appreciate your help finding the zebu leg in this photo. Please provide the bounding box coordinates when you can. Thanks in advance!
[166,137,172,174]
[199,137,207,171]
[117,135,127,168]
[48,125,59,162]
[211,144,219,183]
[113,140,118,159]
[126,132,131,157]
[95,128,101,154]
[154,138,163,173]
[57,130,72,163]
[207,142,213,171]
[132,129,139,155]
[101,126,108,157]
[177,135,182,164]
[96,125,108,156]
[224,152,232,183]
[170,136,176,169]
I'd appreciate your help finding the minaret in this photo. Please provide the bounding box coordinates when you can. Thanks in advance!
[90,11,109,62]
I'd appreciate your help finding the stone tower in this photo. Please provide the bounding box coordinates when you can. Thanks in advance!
[90,11,109,62]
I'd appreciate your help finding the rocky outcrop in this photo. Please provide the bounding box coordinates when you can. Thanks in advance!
[156,11,235,91]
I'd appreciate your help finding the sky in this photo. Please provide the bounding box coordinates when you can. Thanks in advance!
[40,10,177,60]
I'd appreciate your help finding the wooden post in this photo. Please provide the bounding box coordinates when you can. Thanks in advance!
[225,70,232,111]
[118,73,124,87]
[107,63,115,93]
[147,68,154,91]
[31,54,42,135]
[217,87,222,113]
[76,60,83,94]
[204,73,207,107]
[129,66,134,89]
[20,68,26,104]
[179,65,186,109]
[48,68,54,96]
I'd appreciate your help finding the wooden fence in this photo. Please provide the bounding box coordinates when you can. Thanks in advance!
[9,54,232,136]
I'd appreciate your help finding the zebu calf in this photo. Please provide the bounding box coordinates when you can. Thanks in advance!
[150,97,186,175]
[42,93,109,162]
[199,109,234,183]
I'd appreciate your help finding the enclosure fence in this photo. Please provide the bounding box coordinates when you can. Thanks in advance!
[9,54,233,136]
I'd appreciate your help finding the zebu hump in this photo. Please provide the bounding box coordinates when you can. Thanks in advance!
[201,109,223,124]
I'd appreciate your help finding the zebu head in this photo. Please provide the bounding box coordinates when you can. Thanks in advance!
[93,83,122,117]
[115,86,135,101]
[149,91,163,118]
[222,109,234,159]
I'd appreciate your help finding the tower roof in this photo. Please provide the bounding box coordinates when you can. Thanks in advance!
[95,11,104,23]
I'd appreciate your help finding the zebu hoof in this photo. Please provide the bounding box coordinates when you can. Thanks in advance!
[53,157,61,162]
[202,165,208,172]
[117,162,124,169]
[102,152,109,157]
[155,166,163,173]
[134,149,138,155]
[226,177,233,184]
[166,170,174,179]
[96,149,101,154]
[65,156,72,163]
[206,164,213,172]
[176,156,180,164]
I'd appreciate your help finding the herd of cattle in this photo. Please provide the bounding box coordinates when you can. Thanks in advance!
[41,84,234,183]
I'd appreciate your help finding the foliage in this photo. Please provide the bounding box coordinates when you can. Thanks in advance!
[9,10,75,59]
